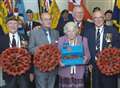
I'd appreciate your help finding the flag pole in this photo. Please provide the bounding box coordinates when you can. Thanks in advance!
[38,0,41,15]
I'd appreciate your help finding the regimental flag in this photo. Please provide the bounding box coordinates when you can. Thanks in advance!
[39,0,52,13]
[15,0,25,15]
[4,0,13,14]
[68,0,92,20]
[48,0,60,29]
[112,0,120,32]
[0,0,9,34]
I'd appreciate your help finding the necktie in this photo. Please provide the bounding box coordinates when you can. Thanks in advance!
[12,35,16,47]
[28,22,32,30]
[96,29,100,53]
[46,31,51,44]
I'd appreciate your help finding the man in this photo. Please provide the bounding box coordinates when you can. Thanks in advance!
[25,9,40,36]
[56,9,73,36]
[83,10,119,88]
[104,10,113,26]
[0,15,30,88]
[72,5,92,36]
[28,12,59,88]
[0,25,5,36]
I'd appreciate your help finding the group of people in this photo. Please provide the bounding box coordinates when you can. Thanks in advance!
[0,5,120,88]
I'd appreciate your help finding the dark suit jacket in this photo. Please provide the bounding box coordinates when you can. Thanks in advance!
[0,32,28,78]
[0,33,28,54]
[25,21,41,32]
[0,25,5,36]
[83,24,120,66]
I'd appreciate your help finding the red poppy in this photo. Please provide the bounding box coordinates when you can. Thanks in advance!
[96,48,120,76]
[34,44,61,72]
[1,48,31,76]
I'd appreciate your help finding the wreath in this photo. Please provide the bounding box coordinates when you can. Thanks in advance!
[34,44,61,72]
[96,48,120,76]
[1,48,31,76]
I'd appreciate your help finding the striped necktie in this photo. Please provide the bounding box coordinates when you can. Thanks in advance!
[12,35,16,47]
[96,29,100,53]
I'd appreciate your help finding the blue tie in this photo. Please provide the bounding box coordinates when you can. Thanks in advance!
[96,29,100,53]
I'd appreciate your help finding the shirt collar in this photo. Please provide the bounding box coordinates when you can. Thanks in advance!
[9,32,19,38]
[96,25,104,33]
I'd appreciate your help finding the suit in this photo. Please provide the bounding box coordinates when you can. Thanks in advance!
[0,32,29,88]
[0,25,5,36]
[83,24,119,88]
[25,21,40,35]
[28,27,59,88]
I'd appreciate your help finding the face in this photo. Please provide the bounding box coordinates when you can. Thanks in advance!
[105,13,112,21]
[65,26,77,40]
[7,20,18,33]
[73,6,84,22]
[93,11,104,27]
[26,13,33,21]
[41,13,51,29]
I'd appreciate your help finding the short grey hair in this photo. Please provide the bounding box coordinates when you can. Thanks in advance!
[63,21,78,33]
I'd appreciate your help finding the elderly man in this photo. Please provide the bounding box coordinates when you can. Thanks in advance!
[28,12,59,88]
[83,10,120,88]
[72,5,92,36]
[0,15,29,88]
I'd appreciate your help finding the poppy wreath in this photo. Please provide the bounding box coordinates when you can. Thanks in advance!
[1,48,31,76]
[34,44,61,72]
[96,48,120,76]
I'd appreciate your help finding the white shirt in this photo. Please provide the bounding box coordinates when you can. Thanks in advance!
[95,26,104,52]
[46,30,51,44]
[9,32,21,48]
[28,21,33,30]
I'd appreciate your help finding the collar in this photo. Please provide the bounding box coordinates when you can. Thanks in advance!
[96,25,104,33]
[9,32,19,38]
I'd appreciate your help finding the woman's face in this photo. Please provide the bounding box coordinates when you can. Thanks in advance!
[65,26,77,40]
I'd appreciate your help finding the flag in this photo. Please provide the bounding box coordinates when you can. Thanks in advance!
[0,0,9,34]
[112,0,120,32]
[48,0,60,29]
[4,0,13,14]
[23,0,40,21]
[15,0,25,14]
[68,0,92,20]
[15,0,26,20]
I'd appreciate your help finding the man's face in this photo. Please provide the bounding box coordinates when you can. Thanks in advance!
[93,11,104,27]
[27,13,33,21]
[73,7,84,22]
[105,13,112,21]
[41,13,51,29]
[7,20,18,33]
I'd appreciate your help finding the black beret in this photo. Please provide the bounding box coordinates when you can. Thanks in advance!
[26,9,33,13]
[6,14,18,23]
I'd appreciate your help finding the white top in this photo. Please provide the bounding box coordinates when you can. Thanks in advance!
[46,30,51,44]
[9,32,21,48]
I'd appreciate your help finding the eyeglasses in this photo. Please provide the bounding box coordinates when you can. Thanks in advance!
[93,16,104,20]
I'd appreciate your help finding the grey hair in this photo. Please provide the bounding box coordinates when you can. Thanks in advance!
[63,21,78,33]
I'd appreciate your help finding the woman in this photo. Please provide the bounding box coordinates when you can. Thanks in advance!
[58,22,90,88]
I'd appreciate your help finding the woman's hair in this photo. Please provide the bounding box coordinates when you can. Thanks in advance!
[63,21,78,33]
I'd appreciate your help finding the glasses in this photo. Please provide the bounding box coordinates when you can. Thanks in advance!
[93,16,104,20]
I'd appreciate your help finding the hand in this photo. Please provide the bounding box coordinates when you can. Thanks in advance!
[29,73,34,82]
[59,62,65,67]
[21,40,28,48]
[88,64,93,73]
[84,56,88,64]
